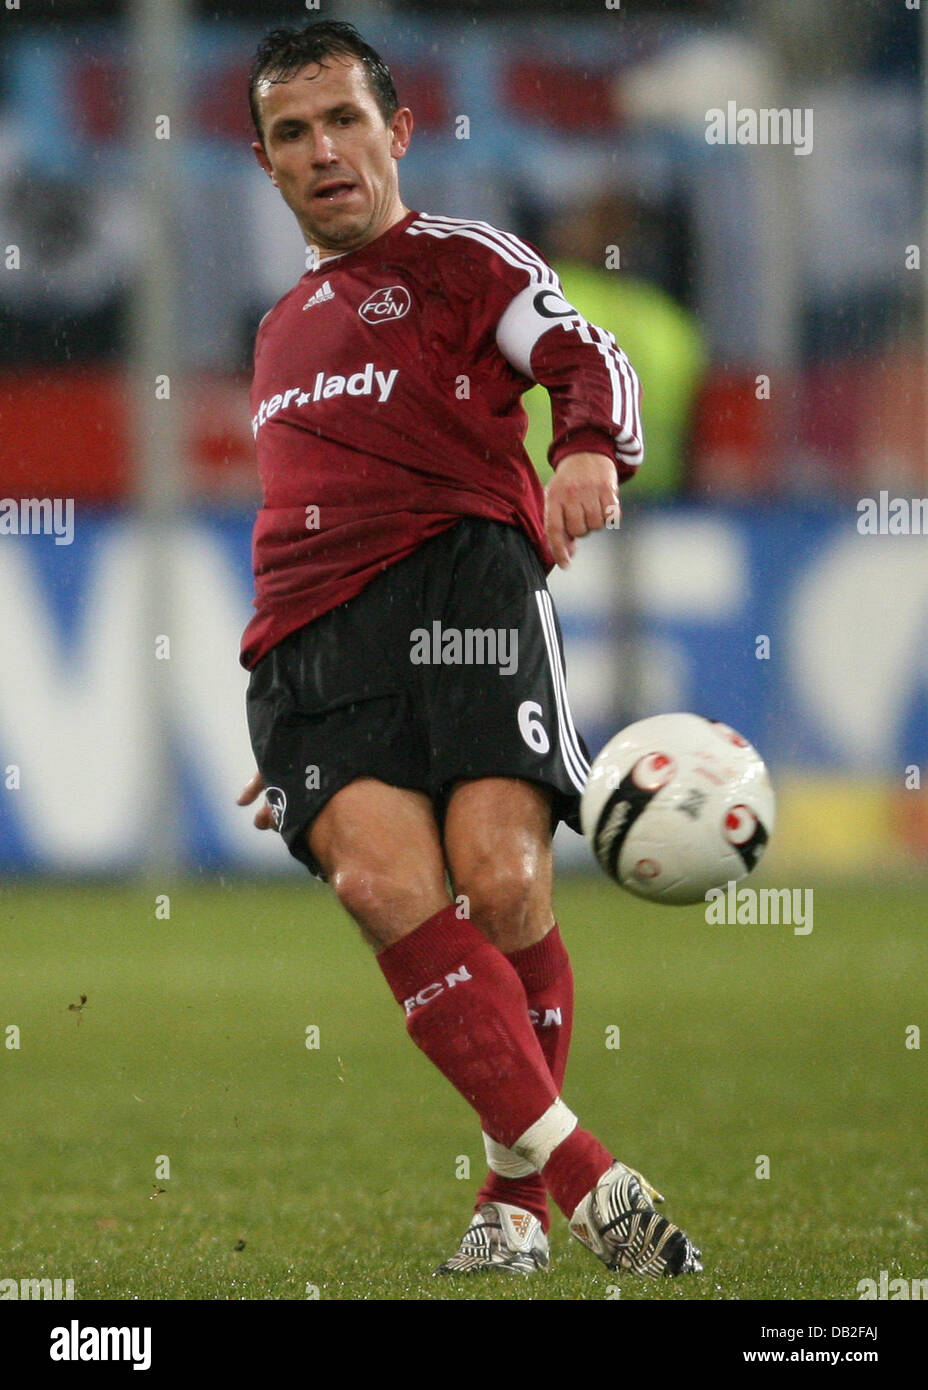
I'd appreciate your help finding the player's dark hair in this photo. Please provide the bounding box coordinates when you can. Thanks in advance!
[249,21,399,142]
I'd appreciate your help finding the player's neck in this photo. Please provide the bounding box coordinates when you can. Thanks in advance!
[309,201,411,265]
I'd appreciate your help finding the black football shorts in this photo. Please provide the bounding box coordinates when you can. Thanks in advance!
[246,517,591,879]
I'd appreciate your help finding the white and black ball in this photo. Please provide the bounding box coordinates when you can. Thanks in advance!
[580,713,776,905]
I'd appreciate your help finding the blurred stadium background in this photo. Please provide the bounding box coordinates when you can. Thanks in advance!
[0,0,923,881]
[1,0,925,1308]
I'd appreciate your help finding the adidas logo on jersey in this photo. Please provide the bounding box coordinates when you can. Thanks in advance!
[303,280,335,310]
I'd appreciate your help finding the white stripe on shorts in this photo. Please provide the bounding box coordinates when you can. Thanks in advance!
[534,589,590,793]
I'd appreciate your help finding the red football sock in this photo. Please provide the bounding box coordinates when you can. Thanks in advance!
[476,924,574,1232]
[377,906,612,1220]
[541,1126,614,1220]
[376,905,558,1145]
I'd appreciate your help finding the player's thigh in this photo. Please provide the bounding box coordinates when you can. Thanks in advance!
[442,777,555,951]
[308,777,451,948]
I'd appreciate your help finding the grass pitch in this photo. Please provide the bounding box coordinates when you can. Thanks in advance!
[1,876,925,1301]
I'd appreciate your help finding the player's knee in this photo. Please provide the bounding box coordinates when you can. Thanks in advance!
[330,863,401,930]
[329,861,439,945]
[457,855,540,946]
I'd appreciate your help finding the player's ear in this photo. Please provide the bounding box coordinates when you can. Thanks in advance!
[389,107,413,161]
[252,140,277,185]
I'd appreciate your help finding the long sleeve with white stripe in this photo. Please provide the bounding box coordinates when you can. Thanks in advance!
[494,265,644,480]
[405,212,643,477]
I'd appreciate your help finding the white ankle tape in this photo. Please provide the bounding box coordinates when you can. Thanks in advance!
[483,1132,537,1178]
[512,1099,578,1170]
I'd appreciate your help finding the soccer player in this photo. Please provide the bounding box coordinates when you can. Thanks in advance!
[237,20,701,1279]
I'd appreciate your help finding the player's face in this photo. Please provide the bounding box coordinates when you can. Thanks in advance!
[253,56,412,254]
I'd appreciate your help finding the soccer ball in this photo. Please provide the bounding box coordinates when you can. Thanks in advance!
[580,713,775,905]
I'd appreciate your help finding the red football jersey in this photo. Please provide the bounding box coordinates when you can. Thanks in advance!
[241,209,643,668]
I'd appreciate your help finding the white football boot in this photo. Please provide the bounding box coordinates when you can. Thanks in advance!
[569,1160,703,1277]
[434,1203,549,1275]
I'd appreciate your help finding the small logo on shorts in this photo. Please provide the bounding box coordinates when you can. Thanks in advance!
[264,787,287,832]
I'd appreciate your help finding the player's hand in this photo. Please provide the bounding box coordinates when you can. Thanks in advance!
[236,770,275,830]
[544,451,620,569]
